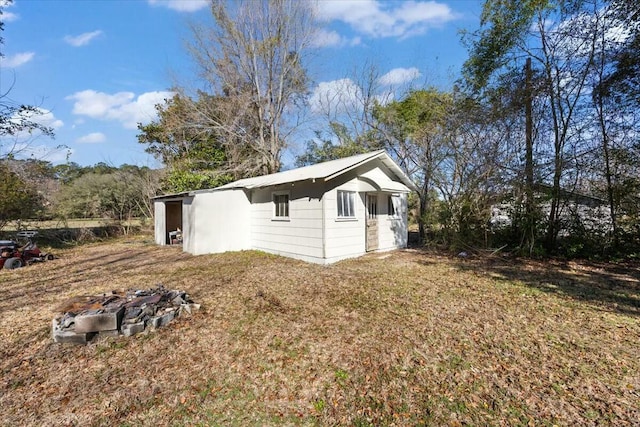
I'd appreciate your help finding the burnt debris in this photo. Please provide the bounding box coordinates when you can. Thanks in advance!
[52,285,200,344]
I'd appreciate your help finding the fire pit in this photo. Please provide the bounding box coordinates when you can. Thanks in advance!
[52,285,200,344]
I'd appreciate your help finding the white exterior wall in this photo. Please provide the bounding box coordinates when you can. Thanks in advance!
[182,197,196,254]
[154,201,166,246]
[323,164,410,263]
[323,177,367,263]
[377,193,409,250]
[187,190,251,255]
[249,181,325,263]
[154,157,410,264]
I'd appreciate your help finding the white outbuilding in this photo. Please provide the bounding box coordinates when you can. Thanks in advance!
[153,150,416,264]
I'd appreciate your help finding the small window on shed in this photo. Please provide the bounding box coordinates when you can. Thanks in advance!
[273,193,289,218]
[337,190,356,218]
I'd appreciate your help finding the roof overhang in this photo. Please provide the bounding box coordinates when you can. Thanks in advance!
[152,150,418,199]
[151,191,191,201]
[324,151,417,191]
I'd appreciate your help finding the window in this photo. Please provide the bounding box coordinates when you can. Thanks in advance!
[337,190,356,218]
[273,193,289,218]
[388,195,400,218]
[368,195,377,219]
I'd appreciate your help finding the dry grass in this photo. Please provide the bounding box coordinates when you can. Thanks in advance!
[1,236,638,426]
[3,218,144,231]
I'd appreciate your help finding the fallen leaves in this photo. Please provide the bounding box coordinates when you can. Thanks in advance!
[0,238,638,425]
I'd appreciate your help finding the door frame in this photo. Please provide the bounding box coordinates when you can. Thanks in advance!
[365,193,379,252]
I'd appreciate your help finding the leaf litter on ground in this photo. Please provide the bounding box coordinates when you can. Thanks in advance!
[0,235,638,426]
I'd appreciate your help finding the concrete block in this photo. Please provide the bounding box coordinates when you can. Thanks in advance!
[122,322,145,337]
[98,329,120,338]
[75,306,125,333]
[52,320,95,344]
[147,311,174,329]
[53,329,96,344]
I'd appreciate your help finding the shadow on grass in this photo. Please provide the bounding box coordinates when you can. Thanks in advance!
[0,250,178,315]
[450,255,640,317]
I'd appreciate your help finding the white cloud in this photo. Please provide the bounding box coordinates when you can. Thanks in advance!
[0,52,35,68]
[1,10,18,22]
[147,0,209,12]
[66,89,174,129]
[9,143,71,163]
[312,28,342,47]
[64,30,103,47]
[378,67,421,86]
[10,108,64,133]
[312,28,361,48]
[315,0,456,39]
[310,78,362,114]
[76,132,106,144]
[31,109,64,130]
[0,0,18,21]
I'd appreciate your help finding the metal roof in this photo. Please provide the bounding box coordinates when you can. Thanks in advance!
[153,150,417,199]
[152,190,191,201]
[211,150,416,192]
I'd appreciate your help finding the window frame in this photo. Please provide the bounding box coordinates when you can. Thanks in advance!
[388,194,400,219]
[336,190,357,220]
[272,191,290,220]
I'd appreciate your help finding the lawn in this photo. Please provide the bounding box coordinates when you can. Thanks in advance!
[1,236,638,426]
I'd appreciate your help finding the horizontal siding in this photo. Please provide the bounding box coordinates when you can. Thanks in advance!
[324,179,366,258]
[251,224,322,239]
[249,183,324,258]
[378,218,407,249]
[378,194,408,250]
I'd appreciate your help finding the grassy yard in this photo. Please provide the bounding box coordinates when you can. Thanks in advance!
[0,236,638,426]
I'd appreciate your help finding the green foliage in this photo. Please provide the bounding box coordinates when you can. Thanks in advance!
[0,162,41,229]
[463,0,550,91]
[164,169,232,193]
[296,133,369,167]
[373,88,454,240]
[137,93,229,192]
[54,168,153,222]
[379,89,452,133]
[137,94,223,167]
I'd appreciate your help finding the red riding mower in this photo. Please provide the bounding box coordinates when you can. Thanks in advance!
[0,231,55,270]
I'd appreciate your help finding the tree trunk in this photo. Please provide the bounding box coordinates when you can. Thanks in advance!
[545,166,561,252]
[595,83,618,244]
[418,172,430,242]
[524,57,536,255]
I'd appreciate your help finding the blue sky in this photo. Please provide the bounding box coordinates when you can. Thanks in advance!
[0,0,482,168]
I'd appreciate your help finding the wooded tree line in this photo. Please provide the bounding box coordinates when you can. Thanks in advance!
[0,160,159,229]
[2,0,638,258]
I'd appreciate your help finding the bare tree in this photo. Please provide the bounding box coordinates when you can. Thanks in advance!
[186,0,316,176]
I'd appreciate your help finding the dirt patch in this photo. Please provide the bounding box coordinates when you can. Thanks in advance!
[0,236,638,425]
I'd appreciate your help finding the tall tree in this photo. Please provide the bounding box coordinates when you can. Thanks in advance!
[295,126,370,167]
[464,0,615,253]
[374,88,453,240]
[187,0,315,176]
[138,93,230,192]
[53,165,159,232]
[0,162,41,229]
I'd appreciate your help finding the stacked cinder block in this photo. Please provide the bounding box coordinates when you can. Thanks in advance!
[52,285,200,344]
